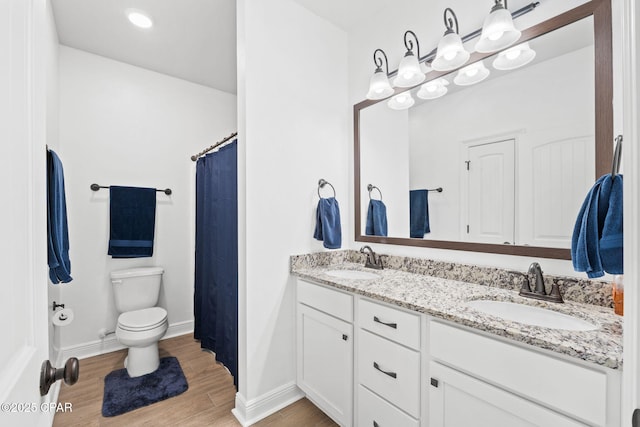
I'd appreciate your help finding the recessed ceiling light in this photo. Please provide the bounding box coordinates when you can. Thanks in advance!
[126,9,153,29]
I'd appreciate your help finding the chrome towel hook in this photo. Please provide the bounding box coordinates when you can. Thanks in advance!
[317,179,336,198]
[611,135,623,177]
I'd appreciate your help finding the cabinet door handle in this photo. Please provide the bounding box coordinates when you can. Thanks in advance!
[373,316,397,329]
[373,361,397,379]
[373,422,380,427]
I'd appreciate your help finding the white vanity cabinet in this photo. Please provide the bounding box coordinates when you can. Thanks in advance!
[295,278,620,427]
[428,321,621,427]
[356,298,423,427]
[296,280,354,427]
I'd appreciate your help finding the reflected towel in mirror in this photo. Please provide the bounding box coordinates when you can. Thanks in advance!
[410,190,430,238]
[366,199,388,237]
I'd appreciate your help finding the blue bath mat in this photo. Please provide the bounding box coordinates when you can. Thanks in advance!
[102,356,188,417]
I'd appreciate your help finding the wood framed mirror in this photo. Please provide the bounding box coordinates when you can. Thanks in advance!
[354,0,612,260]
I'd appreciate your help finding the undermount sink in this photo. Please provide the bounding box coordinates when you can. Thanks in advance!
[324,269,381,280]
[466,300,599,331]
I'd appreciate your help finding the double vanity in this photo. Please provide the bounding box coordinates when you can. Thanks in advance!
[291,250,622,427]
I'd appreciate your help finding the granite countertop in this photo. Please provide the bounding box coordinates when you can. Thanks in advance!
[291,262,623,369]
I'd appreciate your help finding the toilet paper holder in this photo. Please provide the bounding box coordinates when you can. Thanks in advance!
[52,301,65,311]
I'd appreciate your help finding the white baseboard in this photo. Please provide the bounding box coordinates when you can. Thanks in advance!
[232,382,304,426]
[60,320,194,361]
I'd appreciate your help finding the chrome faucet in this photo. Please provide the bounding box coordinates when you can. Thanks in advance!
[512,262,563,303]
[360,246,384,270]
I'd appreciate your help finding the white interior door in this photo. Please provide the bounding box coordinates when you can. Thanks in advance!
[0,0,51,425]
[464,140,515,245]
[518,127,594,248]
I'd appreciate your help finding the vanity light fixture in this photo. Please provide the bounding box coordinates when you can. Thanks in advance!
[453,60,490,86]
[475,0,521,53]
[366,49,395,100]
[431,8,470,72]
[417,78,449,100]
[492,42,536,70]
[387,92,415,110]
[362,2,540,100]
[393,31,426,87]
[126,9,153,29]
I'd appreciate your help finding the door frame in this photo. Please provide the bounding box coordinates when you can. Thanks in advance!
[622,0,640,423]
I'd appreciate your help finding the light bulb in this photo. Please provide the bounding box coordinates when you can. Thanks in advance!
[466,67,479,77]
[127,10,153,29]
[506,49,521,60]
[488,31,504,41]
[443,50,456,61]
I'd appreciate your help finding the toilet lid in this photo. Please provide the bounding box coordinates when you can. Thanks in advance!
[118,307,167,331]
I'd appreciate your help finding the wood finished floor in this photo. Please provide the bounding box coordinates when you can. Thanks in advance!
[53,334,337,426]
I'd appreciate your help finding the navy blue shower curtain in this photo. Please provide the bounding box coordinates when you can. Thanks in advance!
[194,141,238,388]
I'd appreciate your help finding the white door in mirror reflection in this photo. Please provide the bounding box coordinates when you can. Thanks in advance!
[519,127,594,248]
[465,140,515,245]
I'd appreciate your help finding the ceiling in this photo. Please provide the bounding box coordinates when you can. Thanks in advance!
[50,0,396,96]
[51,0,237,94]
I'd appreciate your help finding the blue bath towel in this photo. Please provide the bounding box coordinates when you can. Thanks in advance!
[47,150,73,284]
[410,190,430,238]
[571,174,623,278]
[314,197,342,249]
[108,186,157,258]
[366,199,388,237]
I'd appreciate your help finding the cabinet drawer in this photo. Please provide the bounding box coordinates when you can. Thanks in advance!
[298,279,353,322]
[358,330,420,418]
[358,298,420,349]
[357,385,418,427]
[430,321,607,426]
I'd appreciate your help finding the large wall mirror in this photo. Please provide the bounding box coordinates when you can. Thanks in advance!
[354,0,612,259]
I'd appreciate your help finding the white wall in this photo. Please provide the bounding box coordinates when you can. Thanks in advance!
[236,0,349,421]
[346,0,619,277]
[57,46,237,353]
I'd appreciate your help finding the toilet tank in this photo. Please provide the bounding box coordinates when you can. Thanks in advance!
[111,267,164,313]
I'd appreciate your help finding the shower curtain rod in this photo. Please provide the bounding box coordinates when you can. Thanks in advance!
[191,131,238,162]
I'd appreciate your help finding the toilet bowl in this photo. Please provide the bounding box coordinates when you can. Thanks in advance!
[110,267,167,377]
[115,307,168,377]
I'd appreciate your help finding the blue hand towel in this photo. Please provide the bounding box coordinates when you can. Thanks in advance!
[571,174,623,278]
[47,150,73,284]
[313,197,342,249]
[108,186,157,258]
[410,190,430,238]
[366,199,388,237]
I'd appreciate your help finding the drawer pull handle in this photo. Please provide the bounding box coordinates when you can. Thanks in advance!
[373,361,397,379]
[373,316,397,329]
[373,422,380,427]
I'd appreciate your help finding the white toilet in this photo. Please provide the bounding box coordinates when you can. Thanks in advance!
[110,266,168,377]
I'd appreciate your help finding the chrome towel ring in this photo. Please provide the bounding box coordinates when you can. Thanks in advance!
[367,184,383,200]
[317,179,336,198]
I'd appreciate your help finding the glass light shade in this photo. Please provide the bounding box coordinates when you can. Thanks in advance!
[387,92,415,110]
[475,8,521,53]
[366,69,395,100]
[393,52,426,87]
[417,78,449,100]
[492,42,536,70]
[454,61,490,86]
[432,32,470,71]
